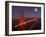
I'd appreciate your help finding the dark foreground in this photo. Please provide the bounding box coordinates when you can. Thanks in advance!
[12,17,41,31]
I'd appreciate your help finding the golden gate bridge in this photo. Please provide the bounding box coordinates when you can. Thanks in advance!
[14,7,38,30]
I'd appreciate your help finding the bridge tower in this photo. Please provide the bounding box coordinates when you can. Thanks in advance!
[19,7,25,24]
[18,7,25,30]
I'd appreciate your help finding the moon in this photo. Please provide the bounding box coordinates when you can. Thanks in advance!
[34,8,38,12]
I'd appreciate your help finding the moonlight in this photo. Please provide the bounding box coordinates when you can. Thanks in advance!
[34,8,38,12]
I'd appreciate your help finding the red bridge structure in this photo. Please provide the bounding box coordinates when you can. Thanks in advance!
[14,7,41,30]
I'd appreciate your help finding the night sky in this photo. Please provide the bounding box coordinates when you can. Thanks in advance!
[12,6,41,19]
